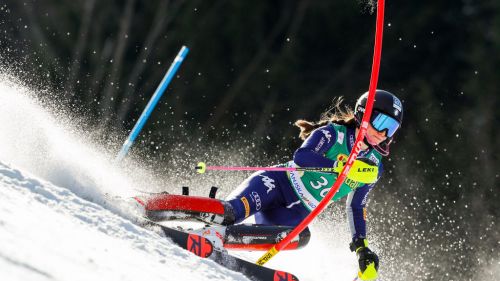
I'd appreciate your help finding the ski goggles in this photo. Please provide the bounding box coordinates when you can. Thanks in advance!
[370,111,400,137]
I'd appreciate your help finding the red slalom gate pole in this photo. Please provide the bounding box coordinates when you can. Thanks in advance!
[256,0,385,266]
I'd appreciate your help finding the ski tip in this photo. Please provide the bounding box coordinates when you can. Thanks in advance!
[274,271,299,281]
[196,162,206,174]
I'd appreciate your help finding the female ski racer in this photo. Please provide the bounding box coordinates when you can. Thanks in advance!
[143,89,403,280]
[223,89,403,280]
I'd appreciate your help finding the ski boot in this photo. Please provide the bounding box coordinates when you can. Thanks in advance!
[190,225,227,251]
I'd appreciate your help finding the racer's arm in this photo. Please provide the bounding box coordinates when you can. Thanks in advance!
[346,184,374,240]
[347,164,383,280]
[345,163,383,240]
[293,125,336,167]
[294,126,378,184]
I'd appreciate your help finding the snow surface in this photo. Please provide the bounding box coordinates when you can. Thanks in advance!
[0,160,248,281]
[0,76,359,281]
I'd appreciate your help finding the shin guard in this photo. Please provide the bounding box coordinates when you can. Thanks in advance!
[144,194,235,225]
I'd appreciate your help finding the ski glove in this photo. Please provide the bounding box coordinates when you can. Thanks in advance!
[350,238,379,281]
[333,157,378,184]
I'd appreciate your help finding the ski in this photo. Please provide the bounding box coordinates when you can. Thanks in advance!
[144,221,299,281]
[224,224,310,251]
[135,193,310,251]
[143,221,214,257]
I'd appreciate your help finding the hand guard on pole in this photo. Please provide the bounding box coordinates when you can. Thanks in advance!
[350,238,379,281]
[333,157,379,184]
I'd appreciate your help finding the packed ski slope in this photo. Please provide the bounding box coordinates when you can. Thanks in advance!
[0,160,249,281]
[0,77,359,281]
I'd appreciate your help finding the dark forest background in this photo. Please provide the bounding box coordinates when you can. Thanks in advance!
[0,0,498,279]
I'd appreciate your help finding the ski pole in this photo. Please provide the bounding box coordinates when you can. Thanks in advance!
[256,0,385,267]
[115,46,189,162]
[195,162,339,174]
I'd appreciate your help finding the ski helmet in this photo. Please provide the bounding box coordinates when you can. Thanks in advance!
[354,89,403,155]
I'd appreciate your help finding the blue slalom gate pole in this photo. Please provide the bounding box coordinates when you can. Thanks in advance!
[115,45,189,162]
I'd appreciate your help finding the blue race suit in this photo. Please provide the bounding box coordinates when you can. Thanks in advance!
[226,123,383,241]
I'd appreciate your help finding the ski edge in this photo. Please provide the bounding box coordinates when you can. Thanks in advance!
[143,221,299,281]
